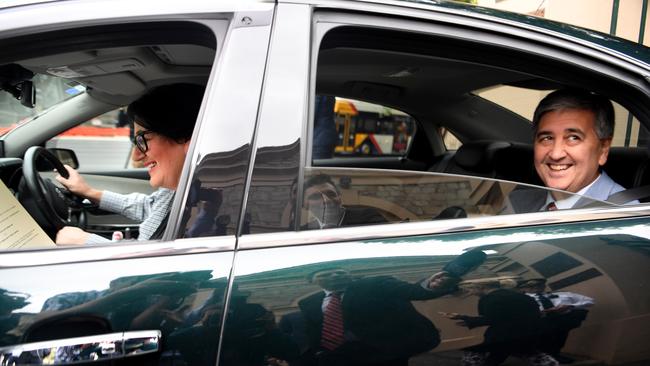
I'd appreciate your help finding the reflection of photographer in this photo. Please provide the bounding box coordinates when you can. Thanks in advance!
[184,179,224,237]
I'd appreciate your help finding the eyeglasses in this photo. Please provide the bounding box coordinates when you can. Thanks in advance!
[132,130,155,154]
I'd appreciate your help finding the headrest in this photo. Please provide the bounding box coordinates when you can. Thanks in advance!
[454,140,511,173]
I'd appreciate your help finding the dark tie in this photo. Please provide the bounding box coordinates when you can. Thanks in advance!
[321,292,344,350]
[545,202,558,211]
[536,293,555,310]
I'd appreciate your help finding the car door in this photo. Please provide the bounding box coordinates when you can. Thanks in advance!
[220,2,650,366]
[0,1,273,365]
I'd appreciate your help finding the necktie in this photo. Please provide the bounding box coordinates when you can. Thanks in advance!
[321,292,344,350]
[545,202,558,211]
[536,293,555,310]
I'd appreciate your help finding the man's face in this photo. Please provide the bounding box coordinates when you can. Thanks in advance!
[311,269,352,291]
[534,109,611,193]
[303,182,344,228]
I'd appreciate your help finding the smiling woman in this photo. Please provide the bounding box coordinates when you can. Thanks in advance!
[54,84,206,245]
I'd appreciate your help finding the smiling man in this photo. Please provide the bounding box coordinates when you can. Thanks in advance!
[510,88,631,213]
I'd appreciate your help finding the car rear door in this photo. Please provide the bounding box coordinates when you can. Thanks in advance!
[220,2,650,366]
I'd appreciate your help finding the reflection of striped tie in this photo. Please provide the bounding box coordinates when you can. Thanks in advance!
[321,293,344,350]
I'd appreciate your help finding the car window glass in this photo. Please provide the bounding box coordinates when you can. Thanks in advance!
[297,167,611,231]
[313,96,416,159]
[45,108,135,170]
[0,74,84,136]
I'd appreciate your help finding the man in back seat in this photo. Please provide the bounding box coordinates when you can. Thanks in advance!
[510,88,634,213]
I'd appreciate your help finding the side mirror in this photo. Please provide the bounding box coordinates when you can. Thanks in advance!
[35,148,79,171]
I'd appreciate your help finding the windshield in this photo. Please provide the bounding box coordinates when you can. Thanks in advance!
[0,74,85,136]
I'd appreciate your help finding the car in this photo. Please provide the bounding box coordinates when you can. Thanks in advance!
[0,0,649,365]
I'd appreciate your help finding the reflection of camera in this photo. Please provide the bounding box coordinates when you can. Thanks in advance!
[198,187,222,202]
[188,179,222,206]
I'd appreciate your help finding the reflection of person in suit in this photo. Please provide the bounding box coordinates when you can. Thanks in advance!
[518,278,594,364]
[297,267,458,366]
[302,174,386,230]
[443,278,558,366]
[509,88,635,213]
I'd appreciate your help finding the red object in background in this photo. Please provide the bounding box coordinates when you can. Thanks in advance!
[58,126,130,137]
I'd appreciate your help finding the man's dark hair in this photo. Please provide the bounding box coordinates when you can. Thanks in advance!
[304,174,340,194]
[127,83,205,143]
[306,266,347,283]
[532,88,615,139]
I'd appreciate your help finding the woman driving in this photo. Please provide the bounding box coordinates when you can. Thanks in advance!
[55,83,205,244]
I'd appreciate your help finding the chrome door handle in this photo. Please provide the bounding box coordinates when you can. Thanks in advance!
[0,330,160,365]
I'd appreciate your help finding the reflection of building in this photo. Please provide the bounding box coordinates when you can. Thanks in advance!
[233,230,650,365]
[479,235,650,364]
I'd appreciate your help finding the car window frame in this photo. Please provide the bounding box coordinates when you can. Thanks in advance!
[236,4,650,249]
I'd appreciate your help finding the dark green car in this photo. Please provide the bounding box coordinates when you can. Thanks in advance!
[0,0,649,365]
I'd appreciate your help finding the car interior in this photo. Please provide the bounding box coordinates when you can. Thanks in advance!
[0,21,216,238]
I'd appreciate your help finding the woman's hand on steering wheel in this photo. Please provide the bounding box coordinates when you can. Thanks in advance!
[55,165,102,203]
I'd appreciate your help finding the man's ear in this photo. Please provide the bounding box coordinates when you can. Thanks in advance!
[598,138,612,166]
[183,140,191,154]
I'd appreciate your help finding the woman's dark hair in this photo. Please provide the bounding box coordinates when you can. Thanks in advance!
[127,83,206,143]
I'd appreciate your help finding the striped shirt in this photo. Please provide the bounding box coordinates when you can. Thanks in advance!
[85,188,175,244]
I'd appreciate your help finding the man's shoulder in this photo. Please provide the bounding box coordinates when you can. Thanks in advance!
[507,187,547,213]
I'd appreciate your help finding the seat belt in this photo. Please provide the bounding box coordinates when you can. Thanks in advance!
[606,185,650,205]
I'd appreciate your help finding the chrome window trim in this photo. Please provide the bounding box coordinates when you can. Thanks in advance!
[237,204,650,250]
[0,236,235,269]
[0,0,274,38]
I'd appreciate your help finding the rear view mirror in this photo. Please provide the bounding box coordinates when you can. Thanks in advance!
[0,64,35,108]
[19,80,35,108]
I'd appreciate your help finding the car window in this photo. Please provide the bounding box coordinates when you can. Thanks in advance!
[293,23,648,232]
[0,17,226,249]
[45,108,135,170]
[440,127,462,150]
[297,167,610,230]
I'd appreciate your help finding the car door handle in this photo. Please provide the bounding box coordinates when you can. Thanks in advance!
[0,330,160,365]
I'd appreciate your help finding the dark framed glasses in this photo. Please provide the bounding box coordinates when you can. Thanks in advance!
[132,130,155,154]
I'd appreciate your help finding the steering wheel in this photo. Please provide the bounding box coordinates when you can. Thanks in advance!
[22,146,86,231]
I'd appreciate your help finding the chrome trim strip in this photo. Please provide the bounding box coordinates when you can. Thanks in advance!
[0,236,235,269]
[0,330,160,365]
[237,204,650,249]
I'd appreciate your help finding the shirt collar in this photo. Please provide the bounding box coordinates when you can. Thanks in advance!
[545,173,601,210]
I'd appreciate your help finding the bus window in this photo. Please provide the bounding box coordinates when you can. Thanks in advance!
[333,97,416,156]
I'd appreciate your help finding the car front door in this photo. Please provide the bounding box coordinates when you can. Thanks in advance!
[0,1,274,365]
